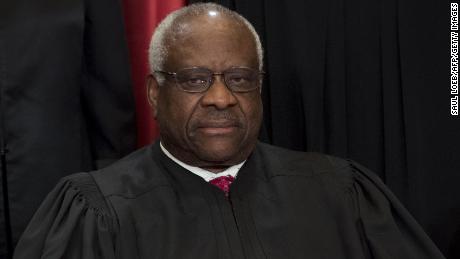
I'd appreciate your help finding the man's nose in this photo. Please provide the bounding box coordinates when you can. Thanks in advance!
[200,75,237,109]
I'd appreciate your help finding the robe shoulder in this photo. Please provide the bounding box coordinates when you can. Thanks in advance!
[254,141,356,180]
[89,143,170,198]
[14,172,117,259]
[255,142,343,169]
[254,142,446,258]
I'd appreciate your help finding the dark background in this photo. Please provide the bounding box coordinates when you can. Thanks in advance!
[190,0,460,258]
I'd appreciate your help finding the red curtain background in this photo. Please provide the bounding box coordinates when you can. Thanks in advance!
[122,0,185,147]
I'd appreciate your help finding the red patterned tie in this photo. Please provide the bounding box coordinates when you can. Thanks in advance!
[209,175,235,197]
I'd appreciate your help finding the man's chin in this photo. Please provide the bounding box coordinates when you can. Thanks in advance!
[192,141,248,165]
[195,149,242,165]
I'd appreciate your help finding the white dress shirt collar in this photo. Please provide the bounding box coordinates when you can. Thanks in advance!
[160,142,245,182]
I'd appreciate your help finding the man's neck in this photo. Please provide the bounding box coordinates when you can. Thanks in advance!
[199,165,229,173]
[159,141,245,181]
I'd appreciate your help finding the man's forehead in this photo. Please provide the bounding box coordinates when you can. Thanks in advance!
[169,13,246,40]
[163,14,257,69]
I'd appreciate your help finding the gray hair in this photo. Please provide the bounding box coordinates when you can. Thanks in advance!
[148,3,264,82]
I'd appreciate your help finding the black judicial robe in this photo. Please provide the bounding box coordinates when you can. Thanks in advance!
[13,142,445,259]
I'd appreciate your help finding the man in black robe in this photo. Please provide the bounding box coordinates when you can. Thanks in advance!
[13,3,445,259]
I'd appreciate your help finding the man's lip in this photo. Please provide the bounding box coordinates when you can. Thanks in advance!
[197,126,238,135]
[195,122,240,134]
[195,120,240,128]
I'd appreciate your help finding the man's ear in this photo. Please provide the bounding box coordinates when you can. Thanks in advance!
[147,74,159,118]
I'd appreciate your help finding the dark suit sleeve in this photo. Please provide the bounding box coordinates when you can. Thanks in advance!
[82,0,136,168]
[348,160,446,259]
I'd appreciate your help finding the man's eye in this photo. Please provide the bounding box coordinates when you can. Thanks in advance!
[187,78,207,85]
[228,76,249,85]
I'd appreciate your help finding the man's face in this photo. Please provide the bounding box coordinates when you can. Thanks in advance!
[148,14,263,170]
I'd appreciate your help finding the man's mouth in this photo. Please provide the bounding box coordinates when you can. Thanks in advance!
[195,121,240,135]
[197,126,238,135]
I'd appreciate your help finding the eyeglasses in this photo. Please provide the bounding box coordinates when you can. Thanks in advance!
[154,67,264,93]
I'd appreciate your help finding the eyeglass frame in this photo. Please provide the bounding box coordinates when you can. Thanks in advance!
[153,66,265,93]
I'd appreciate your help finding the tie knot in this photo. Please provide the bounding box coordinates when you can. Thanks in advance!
[209,175,235,197]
